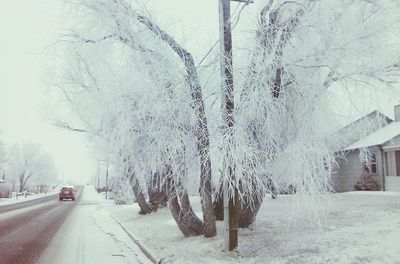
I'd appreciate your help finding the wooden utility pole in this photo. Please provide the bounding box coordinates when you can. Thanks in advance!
[219,0,237,252]
[105,160,109,199]
[97,160,100,192]
[219,0,253,252]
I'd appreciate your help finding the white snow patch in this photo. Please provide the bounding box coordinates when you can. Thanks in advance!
[39,186,153,264]
[0,191,58,206]
[104,192,400,264]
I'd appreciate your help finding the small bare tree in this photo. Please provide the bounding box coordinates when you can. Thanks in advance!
[0,137,7,172]
[8,142,57,192]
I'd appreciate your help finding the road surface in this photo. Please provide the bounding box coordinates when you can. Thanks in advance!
[0,187,152,264]
[0,191,79,264]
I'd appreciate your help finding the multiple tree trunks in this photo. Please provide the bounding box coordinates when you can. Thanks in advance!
[124,2,296,236]
[126,164,205,237]
[119,1,305,238]
[213,184,224,221]
[147,172,168,210]
[126,169,169,215]
[213,191,264,229]
[166,171,204,237]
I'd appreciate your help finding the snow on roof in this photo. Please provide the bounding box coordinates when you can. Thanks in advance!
[345,122,400,150]
[337,110,392,133]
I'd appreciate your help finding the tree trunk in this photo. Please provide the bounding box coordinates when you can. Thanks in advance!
[19,175,24,192]
[238,174,267,228]
[180,191,204,234]
[128,172,154,215]
[130,9,217,237]
[213,182,224,221]
[148,173,168,210]
[237,195,263,228]
[166,173,204,237]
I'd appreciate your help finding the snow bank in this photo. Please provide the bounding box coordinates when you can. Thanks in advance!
[0,191,58,207]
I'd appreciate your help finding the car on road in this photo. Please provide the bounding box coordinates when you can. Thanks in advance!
[59,186,76,201]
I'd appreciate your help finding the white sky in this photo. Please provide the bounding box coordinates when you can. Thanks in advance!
[0,0,399,184]
[0,0,92,184]
[0,0,225,185]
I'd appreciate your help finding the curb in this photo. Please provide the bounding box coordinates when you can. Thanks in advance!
[109,214,160,264]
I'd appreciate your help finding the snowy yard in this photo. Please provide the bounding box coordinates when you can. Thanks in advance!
[103,192,400,264]
[0,191,57,207]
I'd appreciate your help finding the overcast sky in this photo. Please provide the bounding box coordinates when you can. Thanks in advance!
[0,0,399,184]
[0,0,226,185]
[0,0,92,184]
[0,0,243,185]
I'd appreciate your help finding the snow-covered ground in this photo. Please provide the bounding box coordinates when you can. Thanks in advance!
[38,186,153,264]
[0,191,58,207]
[104,191,400,264]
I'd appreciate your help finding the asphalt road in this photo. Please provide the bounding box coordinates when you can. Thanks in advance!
[0,188,81,264]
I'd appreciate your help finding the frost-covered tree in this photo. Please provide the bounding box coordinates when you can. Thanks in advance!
[0,136,7,171]
[216,0,400,227]
[51,0,400,240]
[52,0,216,237]
[8,142,57,192]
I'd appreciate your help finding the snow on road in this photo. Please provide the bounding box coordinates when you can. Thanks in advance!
[38,186,153,264]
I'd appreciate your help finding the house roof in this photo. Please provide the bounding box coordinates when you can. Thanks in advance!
[345,122,400,150]
[335,110,393,148]
[337,110,392,134]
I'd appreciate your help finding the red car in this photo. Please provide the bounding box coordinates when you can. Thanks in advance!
[59,186,76,201]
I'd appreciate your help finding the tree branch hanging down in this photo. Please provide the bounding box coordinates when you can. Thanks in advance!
[116,1,216,238]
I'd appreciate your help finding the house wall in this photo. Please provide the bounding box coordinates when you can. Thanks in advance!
[333,147,383,192]
[334,150,361,192]
[382,137,400,191]
[394,104,400,122]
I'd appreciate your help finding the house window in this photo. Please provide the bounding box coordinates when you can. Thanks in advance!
[370,154,377,174]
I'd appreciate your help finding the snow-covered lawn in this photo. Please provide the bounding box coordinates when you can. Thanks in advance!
[0,191,58,207]
[103,191,400,264]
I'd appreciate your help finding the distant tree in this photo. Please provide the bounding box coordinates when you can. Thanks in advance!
[8,142,57,192]
[0,135,7,170]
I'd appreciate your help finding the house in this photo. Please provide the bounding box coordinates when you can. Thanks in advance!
[332,105,400,192]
